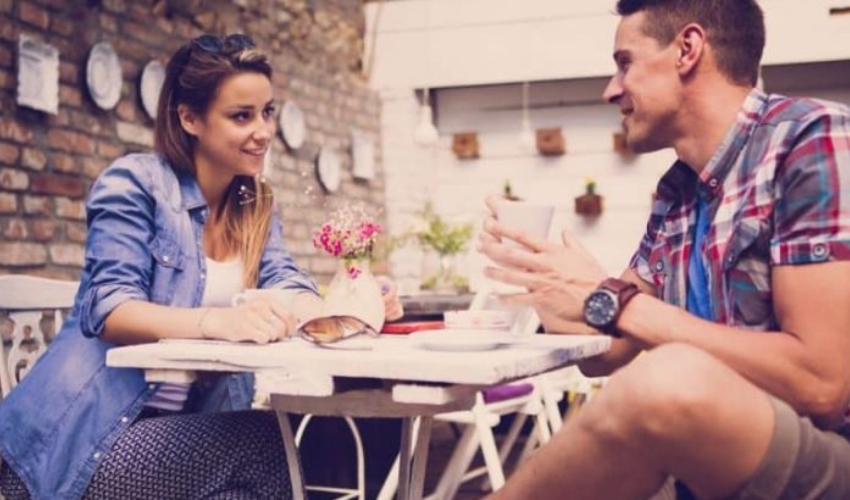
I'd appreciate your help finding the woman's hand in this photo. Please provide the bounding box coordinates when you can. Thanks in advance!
[377,276,404,321]
[199,298,297,344]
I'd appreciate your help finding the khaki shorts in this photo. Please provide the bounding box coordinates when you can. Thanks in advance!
[652,397,850,500]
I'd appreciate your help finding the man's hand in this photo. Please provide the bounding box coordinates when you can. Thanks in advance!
[480,195,608,285]
[478,195,608,325]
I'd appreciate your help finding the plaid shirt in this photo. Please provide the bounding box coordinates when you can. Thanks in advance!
[630,89,850,330]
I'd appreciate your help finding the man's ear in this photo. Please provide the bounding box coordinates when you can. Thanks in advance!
[177,104,200,137]
[675,23,706,75]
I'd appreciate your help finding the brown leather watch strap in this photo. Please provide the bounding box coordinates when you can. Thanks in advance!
[600,278,640,335]
[601,278,640,307]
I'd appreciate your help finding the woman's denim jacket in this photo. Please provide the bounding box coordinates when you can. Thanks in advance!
[0,154,318,499]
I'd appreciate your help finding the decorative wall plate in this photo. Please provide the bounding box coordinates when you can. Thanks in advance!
[279,100,306,150]
[86,41,122,110]
[16,35,59,115]
[351,130,376,180]
[316,147,341,193]
[139,59,165,120]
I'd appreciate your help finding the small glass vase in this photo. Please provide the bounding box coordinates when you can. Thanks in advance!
[421,250,463,294]
[323,258,385,334]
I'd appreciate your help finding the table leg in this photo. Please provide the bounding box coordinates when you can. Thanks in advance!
[397,416,434,500]
[408,416,433,499]
[275,411,306,500]
[398,417,414,500]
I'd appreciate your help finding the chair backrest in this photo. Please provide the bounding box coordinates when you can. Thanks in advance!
[0,275,79,398]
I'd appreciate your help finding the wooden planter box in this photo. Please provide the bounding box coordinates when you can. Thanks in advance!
[535,128,566,156]
[452,132,480,160]
[574,193,603,216]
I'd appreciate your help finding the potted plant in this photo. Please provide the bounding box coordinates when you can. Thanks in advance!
[393,202,474,294]
[503,180,522,201]
[575,176,603,216]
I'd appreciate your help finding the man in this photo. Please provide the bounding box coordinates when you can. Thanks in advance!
[479,0,850,498]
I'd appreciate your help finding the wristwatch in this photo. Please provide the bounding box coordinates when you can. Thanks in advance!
[583,278,641,337]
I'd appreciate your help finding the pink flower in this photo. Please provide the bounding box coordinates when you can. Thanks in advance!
[311,204,383,263]
[346,265,361,279]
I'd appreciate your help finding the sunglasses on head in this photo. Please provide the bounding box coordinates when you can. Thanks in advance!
[192,34,255,54]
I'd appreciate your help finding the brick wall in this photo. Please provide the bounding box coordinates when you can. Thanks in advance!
[0,0,384,284]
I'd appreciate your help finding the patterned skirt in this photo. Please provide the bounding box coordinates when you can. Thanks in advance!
[0,410,297,500]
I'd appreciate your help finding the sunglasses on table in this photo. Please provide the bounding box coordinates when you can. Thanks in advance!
[192,34,255,54]
[296,315,379,350]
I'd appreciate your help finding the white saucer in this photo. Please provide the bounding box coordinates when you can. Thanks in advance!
[86,41,122,110]
[410,329,513,352]
[139,59,165,120]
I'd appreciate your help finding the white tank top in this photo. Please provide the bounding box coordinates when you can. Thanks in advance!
[145,256,243,412]
[200,256,244,307]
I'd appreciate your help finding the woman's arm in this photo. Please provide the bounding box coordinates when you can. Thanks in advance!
[77,159,160,339]
[103,298,296,345]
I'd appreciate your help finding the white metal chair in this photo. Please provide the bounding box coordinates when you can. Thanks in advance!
[294,415,366,500]
[251,365,368,500]
[538,365,607,433]
[0,274,79,399]
[377,288,552,500]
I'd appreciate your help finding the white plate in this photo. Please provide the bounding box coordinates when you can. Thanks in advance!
[316,147,341,193]
[139,59,165,120]
[409,329,514,352]
[351,130,376,180]
[86,41,122,110]
[279,100,306,150]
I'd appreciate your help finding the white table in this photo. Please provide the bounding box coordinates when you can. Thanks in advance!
[106,334,610,499]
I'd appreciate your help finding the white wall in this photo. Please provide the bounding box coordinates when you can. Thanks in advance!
[380,88,440,293]
[366,0,850,89]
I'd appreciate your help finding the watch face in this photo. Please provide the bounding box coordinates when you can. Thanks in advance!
[584,289,618,328]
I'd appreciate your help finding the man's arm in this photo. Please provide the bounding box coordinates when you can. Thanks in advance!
[574,268,655,377]
[616,260,850,427]
[477,212,658,377]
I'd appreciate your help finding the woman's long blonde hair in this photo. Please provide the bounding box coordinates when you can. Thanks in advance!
[154,35,274,288]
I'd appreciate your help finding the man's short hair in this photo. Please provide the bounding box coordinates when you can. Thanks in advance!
[615,0,765,86]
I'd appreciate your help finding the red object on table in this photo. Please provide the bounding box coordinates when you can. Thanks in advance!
[381,321,444,334]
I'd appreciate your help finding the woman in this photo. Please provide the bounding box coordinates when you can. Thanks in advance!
[0,34,401,499]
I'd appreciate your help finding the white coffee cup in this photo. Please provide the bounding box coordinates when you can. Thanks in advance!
[495,200,555,247]
[489,201,556,294]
